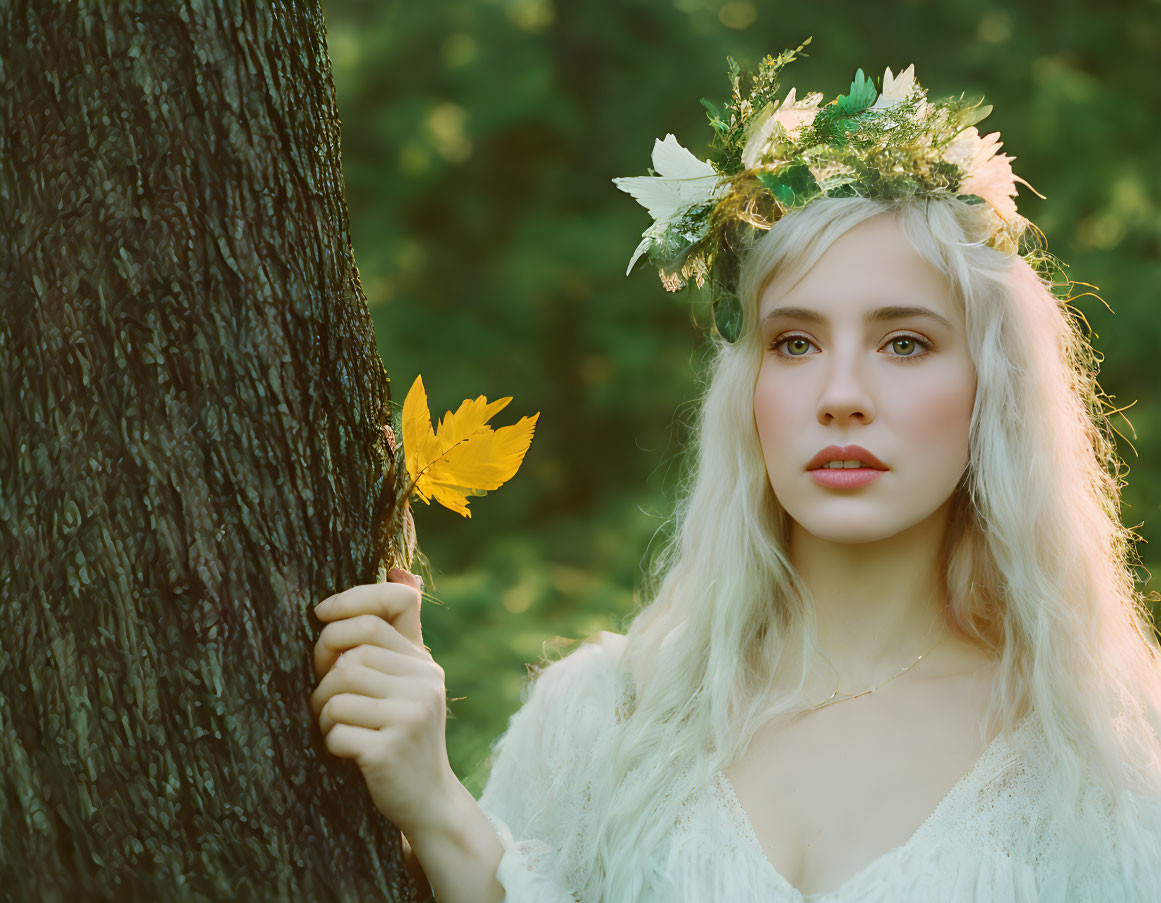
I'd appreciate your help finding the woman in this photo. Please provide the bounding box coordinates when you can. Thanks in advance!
[309,49,1161,901]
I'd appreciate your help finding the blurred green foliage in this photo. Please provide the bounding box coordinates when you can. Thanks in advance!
[321,0,1161,796]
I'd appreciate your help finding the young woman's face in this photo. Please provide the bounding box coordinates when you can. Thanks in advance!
[753,212,977,544]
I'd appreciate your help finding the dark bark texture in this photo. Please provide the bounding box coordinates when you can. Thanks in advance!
[1,2,430,900]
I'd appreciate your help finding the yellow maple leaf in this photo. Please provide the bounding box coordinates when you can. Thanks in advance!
[401,374,540,518]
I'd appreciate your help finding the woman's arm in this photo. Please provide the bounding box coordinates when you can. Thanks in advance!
[401,777,505,903]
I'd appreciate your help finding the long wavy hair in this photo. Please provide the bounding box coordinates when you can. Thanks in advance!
[549,195,1161,901]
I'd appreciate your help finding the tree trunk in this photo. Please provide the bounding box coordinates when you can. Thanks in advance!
[1,2,430,900]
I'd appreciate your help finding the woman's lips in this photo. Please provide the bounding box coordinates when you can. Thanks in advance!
[806,444,888,471]
[808,468,886,489]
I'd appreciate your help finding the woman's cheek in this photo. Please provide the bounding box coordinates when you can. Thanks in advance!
[754,374,788,447]
[754,371,805,471]
[904,366,975,471]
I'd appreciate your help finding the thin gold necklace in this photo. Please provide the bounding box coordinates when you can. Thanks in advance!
[797,632,946,716]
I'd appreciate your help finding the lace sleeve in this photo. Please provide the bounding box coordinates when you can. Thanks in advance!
[476,632,626,902]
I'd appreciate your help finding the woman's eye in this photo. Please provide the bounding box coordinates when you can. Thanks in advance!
[779,336,815,356]
[768,335,818,357]
[884,334,933,358]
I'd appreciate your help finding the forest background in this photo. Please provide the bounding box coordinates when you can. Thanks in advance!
[319,0,1161,797]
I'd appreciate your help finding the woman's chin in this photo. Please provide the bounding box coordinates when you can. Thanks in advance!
[788,513,921,546]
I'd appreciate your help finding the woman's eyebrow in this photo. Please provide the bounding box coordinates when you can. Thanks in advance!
[761,305,954,329]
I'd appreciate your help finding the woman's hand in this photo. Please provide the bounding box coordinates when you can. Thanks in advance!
[310,567,458,838]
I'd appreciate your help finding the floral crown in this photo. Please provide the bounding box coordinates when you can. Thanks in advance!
[613,37,1066,343]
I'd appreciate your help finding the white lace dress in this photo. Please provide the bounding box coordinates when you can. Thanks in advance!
[476,635,1161,902]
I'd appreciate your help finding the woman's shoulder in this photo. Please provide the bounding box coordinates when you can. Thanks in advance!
[485,631,628,778]
[536,630,627,690]
[981,718,1161,888]
[513,629,629,711]
[583,629,629,663]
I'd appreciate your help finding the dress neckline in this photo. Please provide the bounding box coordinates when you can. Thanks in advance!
[711,711,1032,900]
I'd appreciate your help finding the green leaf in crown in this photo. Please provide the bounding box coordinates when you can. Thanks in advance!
[840,68,878,113]
[757,163,821,209]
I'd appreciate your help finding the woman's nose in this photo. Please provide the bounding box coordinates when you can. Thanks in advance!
[815,352,876,425]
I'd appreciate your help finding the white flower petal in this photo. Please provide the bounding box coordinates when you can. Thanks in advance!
[625,234,652,276]
[612,135,721,224]
[612,171,720,223]
[869,63,916,111]
[650,133,716,180]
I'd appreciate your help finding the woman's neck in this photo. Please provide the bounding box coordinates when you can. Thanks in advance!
[788,498,962,691]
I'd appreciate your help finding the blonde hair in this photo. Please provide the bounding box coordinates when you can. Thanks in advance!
[551,196,1161,901]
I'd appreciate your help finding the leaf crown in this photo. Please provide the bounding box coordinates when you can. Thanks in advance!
[613,37,1062,342]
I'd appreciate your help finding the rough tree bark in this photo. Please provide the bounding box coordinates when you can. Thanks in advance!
[1,2,431,900]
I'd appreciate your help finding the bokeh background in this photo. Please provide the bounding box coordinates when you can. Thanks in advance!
[320,0,1161,796]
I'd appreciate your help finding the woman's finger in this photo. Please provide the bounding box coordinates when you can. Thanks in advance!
[320,692,426,741]
[314,573,425,650]
[313,614,427,681]
[338,642,429,677]
[322,721,382,760]
[310,654,418,719]
[319,692,403,737]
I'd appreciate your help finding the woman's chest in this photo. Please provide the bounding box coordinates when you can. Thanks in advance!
[719,674,1000,897]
